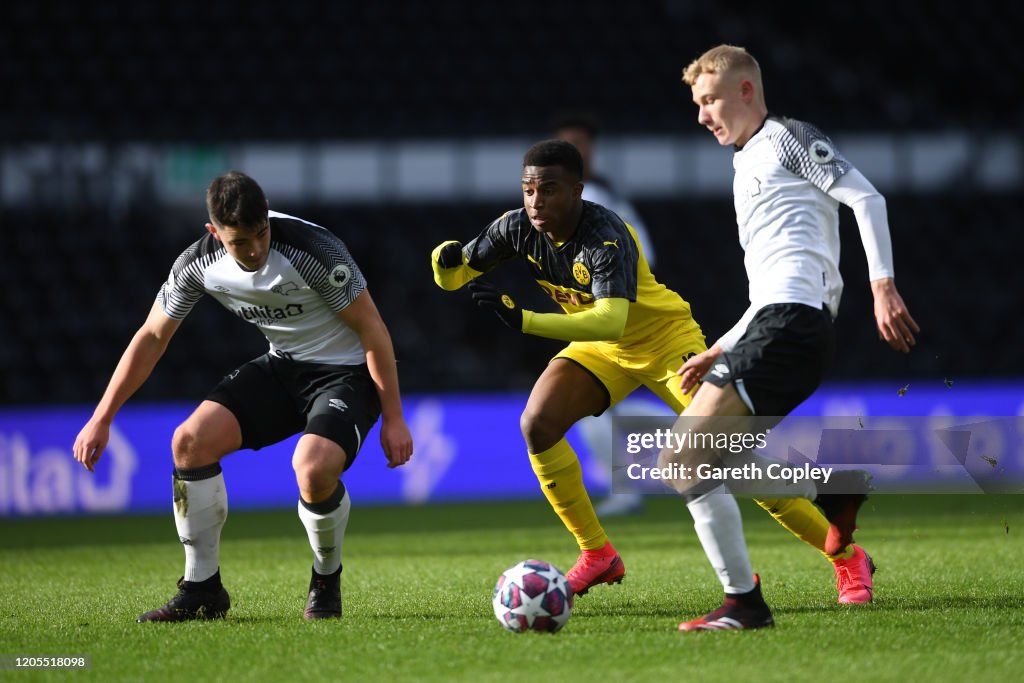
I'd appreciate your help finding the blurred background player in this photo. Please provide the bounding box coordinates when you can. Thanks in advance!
[73,171,414,622]
[552,111,673,517]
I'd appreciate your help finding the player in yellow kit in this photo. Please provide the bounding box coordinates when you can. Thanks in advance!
[432,139,864,601]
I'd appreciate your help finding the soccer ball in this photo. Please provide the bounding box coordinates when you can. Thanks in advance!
[492,559,573,633]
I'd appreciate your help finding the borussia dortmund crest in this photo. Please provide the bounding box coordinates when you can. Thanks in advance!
[572,262,591,286]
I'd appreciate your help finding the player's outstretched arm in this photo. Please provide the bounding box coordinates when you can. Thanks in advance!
[870,277,920,353]
[336,290,413,469]
[431,240,484,291]
[467,278,629,342]
[73,301,182,472]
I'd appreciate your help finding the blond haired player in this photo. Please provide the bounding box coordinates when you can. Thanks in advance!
[662,44,919,630]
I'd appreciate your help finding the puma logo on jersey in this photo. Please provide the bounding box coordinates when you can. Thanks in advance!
[603,240,620,249]
[328,398,348,411]
[527,254,542,269]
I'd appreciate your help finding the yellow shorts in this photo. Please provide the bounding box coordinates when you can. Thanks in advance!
[553,318,707,415]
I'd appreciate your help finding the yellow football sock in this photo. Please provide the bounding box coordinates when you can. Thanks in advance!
[755,497,854,562]
[529,439,608,551]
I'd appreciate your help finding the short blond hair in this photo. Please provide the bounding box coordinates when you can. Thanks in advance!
[682,44,763,89]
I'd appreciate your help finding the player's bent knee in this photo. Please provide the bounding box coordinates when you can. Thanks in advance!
[656,447,677,472]
[519,408,566,454]
[656,447,705,496]
[292,436,347,493]
[292,450,346,483]
[171,402,242,468]
[171,423,227,469]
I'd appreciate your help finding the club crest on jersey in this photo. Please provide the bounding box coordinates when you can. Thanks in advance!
[328,264,352,288]
[572,262,591,286]
[809,139,835,164]
[271,281,299,296]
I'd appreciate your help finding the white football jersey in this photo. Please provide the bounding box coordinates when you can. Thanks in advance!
[732,116,851,319]
[157,211,367,364]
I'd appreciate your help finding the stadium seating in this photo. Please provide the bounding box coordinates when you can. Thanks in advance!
[2,0,1019,141]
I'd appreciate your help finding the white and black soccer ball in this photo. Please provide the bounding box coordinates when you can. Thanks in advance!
[492,559,573,633]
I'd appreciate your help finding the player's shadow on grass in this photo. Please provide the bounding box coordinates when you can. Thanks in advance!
[130,611,310,625]
[219,615,300,625]
[573,606,684,619]
[774,594,1024,615]
[571,593,1024,621]
[0,500,568,550]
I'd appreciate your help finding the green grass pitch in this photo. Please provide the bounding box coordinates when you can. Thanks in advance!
[2,495,1022,682]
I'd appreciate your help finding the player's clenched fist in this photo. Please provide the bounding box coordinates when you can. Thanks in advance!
[434,240,464,268]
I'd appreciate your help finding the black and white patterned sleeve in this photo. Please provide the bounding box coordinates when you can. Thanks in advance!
[282,230,366,312]
[772,117,852,192]
[155,238,214,319]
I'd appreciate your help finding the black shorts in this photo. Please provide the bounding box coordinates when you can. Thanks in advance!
[206,353,381,468]
[701,303,834,417]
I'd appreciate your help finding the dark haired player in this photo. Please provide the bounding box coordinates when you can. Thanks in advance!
[74,171,413,622]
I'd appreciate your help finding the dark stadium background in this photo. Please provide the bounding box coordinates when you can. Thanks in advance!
[1,0,1020,406]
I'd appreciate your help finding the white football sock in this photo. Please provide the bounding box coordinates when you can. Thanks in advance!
[172,468,228,583]
[298,484,350,576]
[686,485,755,594]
